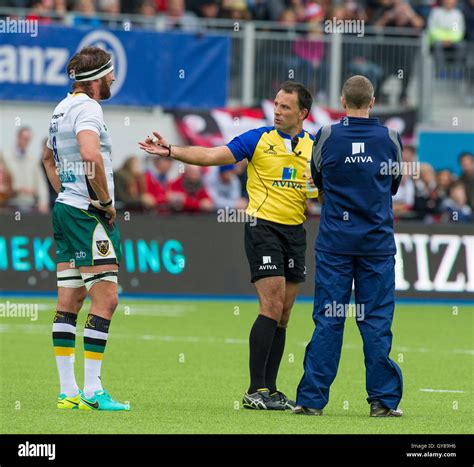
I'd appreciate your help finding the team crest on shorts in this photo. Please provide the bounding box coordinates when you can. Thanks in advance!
[96,240,110,257]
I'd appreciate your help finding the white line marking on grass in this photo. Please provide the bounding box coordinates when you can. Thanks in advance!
[119,304,197,317]
[139,335,247,345]
[420,389,466,393]
[452,349,474,355]
[1,325,473,356]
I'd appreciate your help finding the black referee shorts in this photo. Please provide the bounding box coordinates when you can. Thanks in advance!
[244,218,307,283]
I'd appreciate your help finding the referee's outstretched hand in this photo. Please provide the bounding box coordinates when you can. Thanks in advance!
[138,132,171,157]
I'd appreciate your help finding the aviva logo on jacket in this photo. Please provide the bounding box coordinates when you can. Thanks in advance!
[272,167,303,190]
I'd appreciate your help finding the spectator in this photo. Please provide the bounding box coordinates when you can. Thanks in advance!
[160,0,200,31]
[370,0,396,24]
[334,1,384,96]
[0,155,14,209]
[392,175,415,217]
[442,181,473,222]
[413,163,443,222]
[54,0,68,19]
[335,0,369,23]
[286,0,306,23]
[392,144,416,218]
[428,0,466,72]
[114,156,156,211]
[168,165,213,213]
[98,0,123,28]
[459,151,474,208]
[2,127,49,213]
[26,0,54,24]
[248,0,285,21]
[155,0,169,12]
[374,0,423,103]
[278,7,297,25]
[134,0,157,29]
[435,168,455,203]
[204,164,247,209]
[462,0,474,42]
[71,0,102,27]
[194,0,221,19]
[291,2,328,98]
[145,156,174,211]
[221,0,251,20]
[375,0,424,30]
[54,0,67,17]
[409,0,434,22]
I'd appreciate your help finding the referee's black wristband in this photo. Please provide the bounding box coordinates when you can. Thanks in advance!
[99,198,113,208]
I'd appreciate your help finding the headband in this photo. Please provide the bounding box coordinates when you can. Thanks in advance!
[74,59,113,82]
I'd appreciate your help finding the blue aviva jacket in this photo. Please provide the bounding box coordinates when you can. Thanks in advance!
[311,117,403,256]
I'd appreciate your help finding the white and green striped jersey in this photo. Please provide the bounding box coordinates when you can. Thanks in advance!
[47,92,114,210]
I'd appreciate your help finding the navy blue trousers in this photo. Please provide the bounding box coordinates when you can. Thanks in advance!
[296,250,403,410]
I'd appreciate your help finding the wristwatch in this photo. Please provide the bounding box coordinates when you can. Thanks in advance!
[99,198,113,208]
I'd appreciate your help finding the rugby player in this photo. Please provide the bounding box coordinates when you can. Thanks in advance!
[43,46,129,411]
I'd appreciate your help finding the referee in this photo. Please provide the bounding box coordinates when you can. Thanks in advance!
[294,75,404,417]
[139,81,315,410]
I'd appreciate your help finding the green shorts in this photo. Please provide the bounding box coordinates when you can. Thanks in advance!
[52,202,122,267]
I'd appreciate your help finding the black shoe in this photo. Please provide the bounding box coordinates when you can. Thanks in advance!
[270,390,296,410]
[293,405,323,416]
[242,389,285,410]
[370,400,403,417]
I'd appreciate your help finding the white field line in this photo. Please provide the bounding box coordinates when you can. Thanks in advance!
[0,324,247,345]
[419,389,466,393]
[34,303,197,317]
[0,324,473,355]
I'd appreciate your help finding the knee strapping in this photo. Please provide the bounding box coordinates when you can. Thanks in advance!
[81,270,118,291]
[57,269,85,288]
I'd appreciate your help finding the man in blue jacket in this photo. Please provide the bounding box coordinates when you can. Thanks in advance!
[295,75,404,417]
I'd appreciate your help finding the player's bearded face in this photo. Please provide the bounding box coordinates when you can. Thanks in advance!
[100,76,112,100]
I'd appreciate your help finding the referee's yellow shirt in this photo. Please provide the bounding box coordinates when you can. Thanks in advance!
[227,126,315,225]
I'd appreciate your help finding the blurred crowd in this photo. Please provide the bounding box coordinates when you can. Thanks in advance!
[1,126,473,223]
[2,0,473,103]
[0,0,472,42]
[0,126,250,215]
[392,146,474,222]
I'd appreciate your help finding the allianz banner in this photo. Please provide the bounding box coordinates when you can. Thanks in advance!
[0,214,473,301]
[0,25,229,108]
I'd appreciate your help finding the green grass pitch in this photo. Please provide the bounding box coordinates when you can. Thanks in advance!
[0,298,472,434]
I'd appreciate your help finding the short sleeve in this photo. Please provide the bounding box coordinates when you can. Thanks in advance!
[226,127,268,162]
[46,136,53,149]
[388,129,404,195]
[310,128,323,189]
[74,100,104,136]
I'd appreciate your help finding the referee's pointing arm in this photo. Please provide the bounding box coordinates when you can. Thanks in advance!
[138,131,236,166]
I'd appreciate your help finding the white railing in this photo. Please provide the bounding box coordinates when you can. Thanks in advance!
[1,7,472,122]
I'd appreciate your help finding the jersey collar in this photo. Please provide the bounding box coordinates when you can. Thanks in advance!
[276,129,306,140]
[339,117,380,124]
